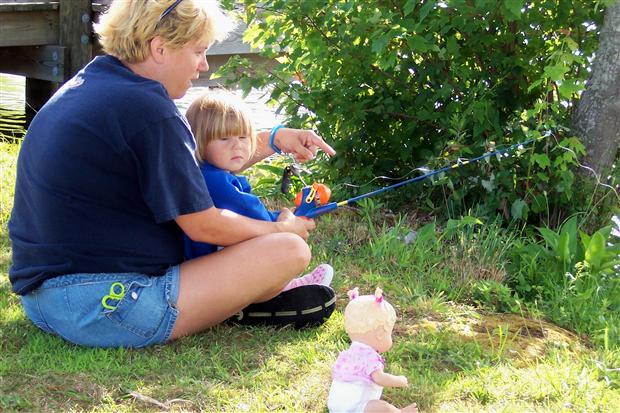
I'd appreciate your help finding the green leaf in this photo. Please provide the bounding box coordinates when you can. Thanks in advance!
[415,221,437,245]
[558,80,583,99]
[530,194,547,213]
[446,36,460,56]
[372,33,391,54]
[407,35,431,52]
[544,63,568,81]
[503,0,524,21]
[511,198,528,220]
[444,216,483,238]
[481,177,495,192]
[253,164,284,175]
[532,153,550,169]
[558,232,571,264]
[418,1,434,23]
[538,227,559,250]
[560,216,578,260]
[585,232,606,272]
[403,0,416,16]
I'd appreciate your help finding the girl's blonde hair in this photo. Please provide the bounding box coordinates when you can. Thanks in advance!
[344,288,397,335]
[95,0,234,63]
[186,90,257,163]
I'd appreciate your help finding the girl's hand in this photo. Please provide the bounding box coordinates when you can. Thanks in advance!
[276,208,316,240]
[274,128,336,162]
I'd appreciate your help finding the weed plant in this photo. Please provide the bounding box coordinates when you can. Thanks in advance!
[508,214,620,347]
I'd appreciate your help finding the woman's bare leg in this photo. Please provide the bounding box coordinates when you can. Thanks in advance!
[170,232,311,339]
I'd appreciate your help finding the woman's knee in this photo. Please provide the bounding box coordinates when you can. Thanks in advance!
[275,232,312,271]
[258,232,311,273]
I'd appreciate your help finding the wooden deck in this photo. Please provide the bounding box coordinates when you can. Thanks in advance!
[0,0,263,123]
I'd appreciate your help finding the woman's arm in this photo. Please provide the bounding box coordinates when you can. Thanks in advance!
[176,206,313,246]
[244,127,336,169]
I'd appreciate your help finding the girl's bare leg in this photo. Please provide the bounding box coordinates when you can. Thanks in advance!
[170,232,311,339]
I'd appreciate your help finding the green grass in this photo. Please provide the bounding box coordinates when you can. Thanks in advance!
[1,140,619,412]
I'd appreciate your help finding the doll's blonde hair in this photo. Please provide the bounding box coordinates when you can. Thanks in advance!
[344,287,397,335]
[186,90,257,163]
[95,0,234,63]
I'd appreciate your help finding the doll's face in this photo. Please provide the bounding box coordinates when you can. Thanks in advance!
[374,325,394,353]
[349,325,394,353]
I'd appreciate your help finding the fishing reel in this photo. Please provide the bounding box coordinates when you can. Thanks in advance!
[294,183,332,217]
[280,163,333,218]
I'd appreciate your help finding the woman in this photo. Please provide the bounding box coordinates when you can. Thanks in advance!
[8,0,336,348]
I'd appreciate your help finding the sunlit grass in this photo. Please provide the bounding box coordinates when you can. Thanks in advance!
[1,142,619,412]
[0,141,19,227]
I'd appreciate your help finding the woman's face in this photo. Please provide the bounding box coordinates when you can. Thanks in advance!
[162,38,210,99]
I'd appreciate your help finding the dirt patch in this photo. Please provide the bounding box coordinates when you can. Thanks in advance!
[398,304,583,365]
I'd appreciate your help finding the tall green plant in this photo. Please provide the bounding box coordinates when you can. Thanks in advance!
[509,215,620,347]
[219,0,612,225]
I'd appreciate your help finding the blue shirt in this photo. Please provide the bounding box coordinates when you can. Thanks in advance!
[9,55,213,295]
[184,163,278,259]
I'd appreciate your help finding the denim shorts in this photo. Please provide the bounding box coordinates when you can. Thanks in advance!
[21,266,180,348]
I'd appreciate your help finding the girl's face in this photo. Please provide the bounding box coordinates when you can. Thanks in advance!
[204,134,253,172]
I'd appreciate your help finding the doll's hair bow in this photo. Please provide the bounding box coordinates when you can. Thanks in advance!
[374,287,383,303]
[347,287,359,300]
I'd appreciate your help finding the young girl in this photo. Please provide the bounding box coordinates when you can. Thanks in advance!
[328,288,418,413]
[184,90,333,292]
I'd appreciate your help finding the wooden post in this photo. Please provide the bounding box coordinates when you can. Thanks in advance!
[23,0,93,127]
[59,0,93,77]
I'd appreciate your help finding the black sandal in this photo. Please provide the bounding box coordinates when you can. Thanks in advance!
[228,285,336,329]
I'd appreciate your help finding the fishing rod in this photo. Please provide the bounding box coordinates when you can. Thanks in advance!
[293,137,540,218]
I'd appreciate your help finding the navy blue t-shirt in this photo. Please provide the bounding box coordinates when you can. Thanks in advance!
[183,163,279,259]
[9,55,213,295]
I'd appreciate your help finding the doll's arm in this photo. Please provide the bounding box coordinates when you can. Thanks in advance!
[371,369,409,388]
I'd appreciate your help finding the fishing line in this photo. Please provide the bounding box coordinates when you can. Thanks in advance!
[294,137,543,218]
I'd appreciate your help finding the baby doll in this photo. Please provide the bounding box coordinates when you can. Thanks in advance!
[327,288,418,413]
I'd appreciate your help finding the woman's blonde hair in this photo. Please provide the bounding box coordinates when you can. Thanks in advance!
[344,288,397,335]
[186,90,257,163]
[95,0,234,63]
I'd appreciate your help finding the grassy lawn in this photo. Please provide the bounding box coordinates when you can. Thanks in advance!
[1,140,619,412]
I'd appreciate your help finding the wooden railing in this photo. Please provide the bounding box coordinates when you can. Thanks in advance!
[0,0,261,123]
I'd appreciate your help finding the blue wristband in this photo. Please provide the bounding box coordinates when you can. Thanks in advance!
[269,124,285,154]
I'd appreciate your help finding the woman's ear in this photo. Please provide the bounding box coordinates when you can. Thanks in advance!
[150,36,166,64]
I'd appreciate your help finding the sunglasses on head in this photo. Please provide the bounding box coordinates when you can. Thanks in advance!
[158,0,183,25]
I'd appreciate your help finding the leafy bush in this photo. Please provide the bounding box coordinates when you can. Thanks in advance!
[219,0,612,225]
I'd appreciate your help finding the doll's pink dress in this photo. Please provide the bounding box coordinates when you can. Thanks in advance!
[327,341,385,413]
